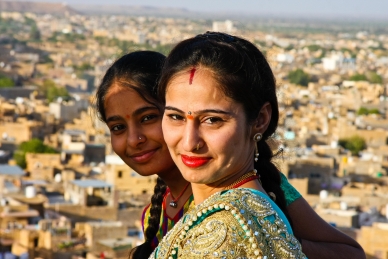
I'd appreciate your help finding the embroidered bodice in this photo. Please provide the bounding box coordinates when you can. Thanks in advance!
[150,188,307,259]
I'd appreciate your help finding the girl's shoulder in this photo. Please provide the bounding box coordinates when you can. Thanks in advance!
[279,172,302,206]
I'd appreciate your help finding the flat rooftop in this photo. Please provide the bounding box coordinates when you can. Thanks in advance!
[70,179,112,188]
[0,165,25,176]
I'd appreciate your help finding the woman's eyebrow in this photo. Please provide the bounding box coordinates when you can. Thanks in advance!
[195,109,232,115]
[165,106,184,113]
[165,106,232,116]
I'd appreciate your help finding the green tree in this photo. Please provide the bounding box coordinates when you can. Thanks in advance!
[307,44,321,52]
[369,108,380,115]
[47,86,69,102]
[357,107,380,115]
[338,135,366,156]
[41,79,70,102]
[30,25,41,41]
[368,72,383,84]
[13,138,57,168]
[288,69,310,87]
[349,73,368,81]
[357,107,369,115]
[0,74,15,87]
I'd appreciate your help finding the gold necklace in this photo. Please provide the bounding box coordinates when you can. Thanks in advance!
[224,169,258,190]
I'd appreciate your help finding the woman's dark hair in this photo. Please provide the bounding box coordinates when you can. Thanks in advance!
[158,32,291,222]
[94,51,167,258]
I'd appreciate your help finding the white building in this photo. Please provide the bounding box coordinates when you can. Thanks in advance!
[212,20,234,33]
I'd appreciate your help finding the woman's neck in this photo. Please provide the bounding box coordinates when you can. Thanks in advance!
[191,164,255,205]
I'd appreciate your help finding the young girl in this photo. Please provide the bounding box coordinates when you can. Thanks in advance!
[95,51,365,259]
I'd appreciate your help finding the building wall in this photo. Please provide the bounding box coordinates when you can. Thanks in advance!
[82,222,127,251]
[284,157,335,194]
[0,121,42,144]
[84,144,105,164]
[359,223,388,259]
[316,209,359,228]
[26,153,61,172]
[49,102,79,122]
[105,164,156,194]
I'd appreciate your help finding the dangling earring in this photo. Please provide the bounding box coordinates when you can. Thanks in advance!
[253,133,262,162]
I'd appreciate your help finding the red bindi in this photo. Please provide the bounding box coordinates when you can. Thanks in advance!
[189,68,196,85]
[125,115,130,119]
[186,115,194,120]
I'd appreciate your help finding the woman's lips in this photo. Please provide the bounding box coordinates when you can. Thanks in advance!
[181,155,211,168]
[129,149,158,163]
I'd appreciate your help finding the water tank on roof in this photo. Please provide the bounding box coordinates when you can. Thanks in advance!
[25,186,36,198]
[340,201,348,210]
[319,190,329,200]
[54,173,62,183]
[0,198,8,206]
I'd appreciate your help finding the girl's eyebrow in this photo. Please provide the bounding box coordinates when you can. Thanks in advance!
[133,106,159,116]
[106,115,122,123]
[106,106,159,122]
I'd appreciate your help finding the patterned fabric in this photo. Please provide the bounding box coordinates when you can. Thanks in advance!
[141,189,194,249]
[142,173,301,248]
[150,188,307,259]
[280,172,302,206]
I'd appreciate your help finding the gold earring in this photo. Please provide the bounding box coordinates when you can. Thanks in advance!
[253,133,262,162]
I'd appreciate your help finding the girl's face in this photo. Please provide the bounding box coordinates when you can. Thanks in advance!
[162,68,256,185]
[104,84,176,176]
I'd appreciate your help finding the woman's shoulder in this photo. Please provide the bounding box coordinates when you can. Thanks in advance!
[151,188,306,259]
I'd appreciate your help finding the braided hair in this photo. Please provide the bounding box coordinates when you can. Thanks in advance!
[158,32,291,222]
[129,177,167,258]
[94,51,168,258]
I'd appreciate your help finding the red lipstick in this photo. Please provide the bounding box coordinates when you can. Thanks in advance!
[181,155,211,168]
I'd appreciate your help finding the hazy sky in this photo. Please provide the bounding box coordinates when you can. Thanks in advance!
[20,0,388,19]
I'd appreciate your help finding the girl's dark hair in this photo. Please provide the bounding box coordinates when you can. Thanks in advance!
[95,50,165,122]
[158,32,291,222]
[94,51,167,258]
[129,177,167,259]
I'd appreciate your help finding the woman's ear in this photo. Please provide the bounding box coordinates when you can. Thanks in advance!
[251,102,272,137]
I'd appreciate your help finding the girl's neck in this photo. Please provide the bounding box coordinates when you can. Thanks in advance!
[158,165,189,198]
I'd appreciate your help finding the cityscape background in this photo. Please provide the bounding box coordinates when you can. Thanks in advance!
[0,0,388,258]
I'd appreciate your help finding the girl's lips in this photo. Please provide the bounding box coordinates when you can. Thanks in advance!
[181,155,211,168]
[129,149,158,163]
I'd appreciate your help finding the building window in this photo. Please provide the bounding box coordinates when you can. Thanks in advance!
[118,171,123,178]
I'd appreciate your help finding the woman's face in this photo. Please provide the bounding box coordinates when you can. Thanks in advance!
[104,84,176,176]
[162,69,255,185]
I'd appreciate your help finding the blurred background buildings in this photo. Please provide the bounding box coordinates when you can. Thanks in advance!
[0,0,388,258]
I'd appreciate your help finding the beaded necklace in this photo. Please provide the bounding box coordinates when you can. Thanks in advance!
[224,169,259,190]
